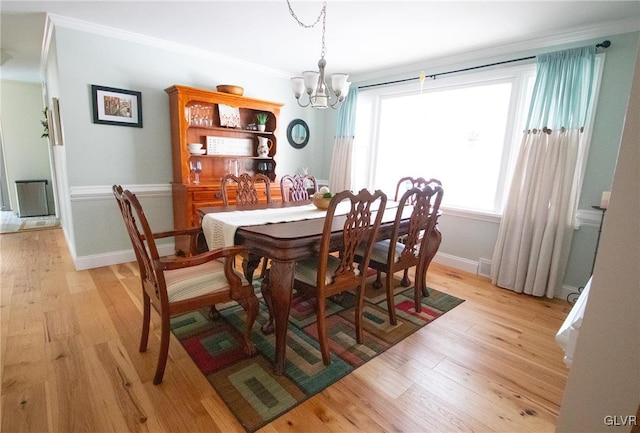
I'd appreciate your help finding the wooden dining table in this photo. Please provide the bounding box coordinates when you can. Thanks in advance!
[198,200,441,375]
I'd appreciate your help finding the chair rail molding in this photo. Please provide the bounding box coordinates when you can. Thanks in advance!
[70,183,171,201]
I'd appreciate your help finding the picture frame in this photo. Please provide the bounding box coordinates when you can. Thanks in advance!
[45,105,55,146]
[52,97,64,146]
[91,85,143,127]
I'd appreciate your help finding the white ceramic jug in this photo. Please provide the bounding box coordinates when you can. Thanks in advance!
[256,137,273,158]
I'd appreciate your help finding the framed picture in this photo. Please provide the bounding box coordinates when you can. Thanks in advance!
[45,105,55,146]
[52,97,64,145]
[91,85,142,127]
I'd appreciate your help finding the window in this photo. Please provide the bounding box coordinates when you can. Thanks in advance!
[353,64,536,215]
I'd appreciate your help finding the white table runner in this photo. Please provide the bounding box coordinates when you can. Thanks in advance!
[202,201,395,250]
[202,204,331,250]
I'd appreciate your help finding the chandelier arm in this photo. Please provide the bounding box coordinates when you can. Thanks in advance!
[295,96,312,108]
[328,95,344,109]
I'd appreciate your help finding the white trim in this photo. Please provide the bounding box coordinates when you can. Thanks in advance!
[70,183,171,201]
[73,243,175,271]
[440,207,501,224]
[432,252,478,275]
[41,14,54,81]
[575,208,606,229]
[47,13,289,79]
[559,284,583,303]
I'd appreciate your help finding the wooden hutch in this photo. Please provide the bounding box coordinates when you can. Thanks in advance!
[165,85,283,253]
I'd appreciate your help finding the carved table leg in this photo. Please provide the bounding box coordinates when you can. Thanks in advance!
[266,260,295,376]
[415,227,442,311]
[260,270,274,335]
[242,252,262,283]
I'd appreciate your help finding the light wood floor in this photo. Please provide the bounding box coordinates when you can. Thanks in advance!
[1,228,571,433]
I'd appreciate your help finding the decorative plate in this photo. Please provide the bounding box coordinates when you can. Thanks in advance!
[218,104,240,128]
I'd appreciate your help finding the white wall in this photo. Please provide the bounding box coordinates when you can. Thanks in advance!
[0,80,54,214]
[556,38,640,432]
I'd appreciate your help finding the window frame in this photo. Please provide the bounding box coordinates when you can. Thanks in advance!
[353,63,537,218]
[353,54,604,221]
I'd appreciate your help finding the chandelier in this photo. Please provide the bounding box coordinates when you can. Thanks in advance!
[287,1,351,109]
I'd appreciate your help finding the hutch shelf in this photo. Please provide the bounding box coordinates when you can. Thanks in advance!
[165,85,283,253]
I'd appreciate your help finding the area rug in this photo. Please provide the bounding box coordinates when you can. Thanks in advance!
[19,217,59,231]
[0,211,59,234]
[170,279,464,432]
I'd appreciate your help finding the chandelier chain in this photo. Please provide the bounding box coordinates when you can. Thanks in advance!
[286,1,327,58]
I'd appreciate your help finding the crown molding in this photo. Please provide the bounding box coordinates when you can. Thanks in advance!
[46,13,290,79]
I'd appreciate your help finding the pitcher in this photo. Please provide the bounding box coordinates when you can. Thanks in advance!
[256,137,273,158]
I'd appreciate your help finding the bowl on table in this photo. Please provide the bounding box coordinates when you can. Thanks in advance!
[312,193,332,210]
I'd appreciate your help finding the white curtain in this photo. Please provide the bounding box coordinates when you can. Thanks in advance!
[328,136,353,192]
[329,88,358,192]
[492,46,596,298]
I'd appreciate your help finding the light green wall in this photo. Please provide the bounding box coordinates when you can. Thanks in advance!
[0,81,54,214]
[50,25,324,258]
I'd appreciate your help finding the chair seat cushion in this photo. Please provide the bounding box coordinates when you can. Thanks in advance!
[164,260,248,303]
[357,240,408,266]
[294,255,360,286]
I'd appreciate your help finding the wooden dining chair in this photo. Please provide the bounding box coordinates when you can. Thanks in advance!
[221,173,273,278]
[221,173,272,206]
[391,177,442,286]
[280,174,318,202]
[356,182,443,325]
[112,185,258,384]
[291,188,387,365]
[394,176,442,202]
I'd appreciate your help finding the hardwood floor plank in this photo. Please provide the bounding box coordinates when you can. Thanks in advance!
[1,382,49,433]
[354,356,414,399]
[45,336,102,433]
[433,357,559,426]
[72,290,120,347]
[65,268,97,294]
[84,340,156,433]
[403,357,554,432]
[2,331,48,396]
[201,394,245,433]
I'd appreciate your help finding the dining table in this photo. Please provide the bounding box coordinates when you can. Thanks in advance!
[198,200,442,375]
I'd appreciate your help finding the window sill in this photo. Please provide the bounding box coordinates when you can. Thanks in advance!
[440,206,502,224]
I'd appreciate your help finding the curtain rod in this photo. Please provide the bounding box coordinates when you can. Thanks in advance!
[358,40,611,90]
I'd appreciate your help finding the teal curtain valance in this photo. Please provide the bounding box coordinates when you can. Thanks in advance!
[526,45,596,130]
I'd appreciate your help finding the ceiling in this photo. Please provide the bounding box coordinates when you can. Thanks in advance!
[1,1,640,83]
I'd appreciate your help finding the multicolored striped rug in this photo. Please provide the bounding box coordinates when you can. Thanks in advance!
[171,278,464,432]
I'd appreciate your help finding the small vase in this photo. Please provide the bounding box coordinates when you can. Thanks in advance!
[257,124,266,132]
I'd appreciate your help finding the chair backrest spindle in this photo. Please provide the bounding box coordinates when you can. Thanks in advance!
[280,174,318,202]
[221,173,272,206]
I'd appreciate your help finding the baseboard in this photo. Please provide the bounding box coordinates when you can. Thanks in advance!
[73,242,175,271]
[432,252,478,274]
[559,284,582,302]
